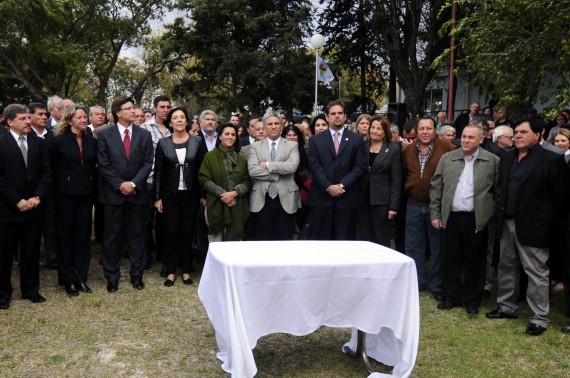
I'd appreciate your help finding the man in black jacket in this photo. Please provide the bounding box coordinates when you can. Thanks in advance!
[486,117,570,336]
[0,104,52,309]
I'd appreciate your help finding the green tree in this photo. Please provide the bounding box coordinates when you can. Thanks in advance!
[453,0,570,116]
[318,0,384,114]
[164,0,316,116]
[319,0,450,114]
[0,0,171,105]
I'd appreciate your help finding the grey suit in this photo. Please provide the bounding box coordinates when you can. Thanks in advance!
[248,138,300,240]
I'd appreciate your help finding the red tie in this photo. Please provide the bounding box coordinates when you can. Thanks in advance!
[123,129,131,157]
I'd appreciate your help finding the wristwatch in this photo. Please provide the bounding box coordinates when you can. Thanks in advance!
[339,183,345,190]
[130,182,136,188]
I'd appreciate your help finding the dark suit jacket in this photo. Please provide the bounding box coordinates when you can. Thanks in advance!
[497,143,570,247]
[362,141,401,210]
[453,112,472,137]
[97,124,153,205]
[240,136,251,147]
[48,130,97,196]
[0,132,51,222]
[307,129,366,209]
[153,135,205,198]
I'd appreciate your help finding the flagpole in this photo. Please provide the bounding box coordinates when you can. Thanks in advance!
[310,34,325,116]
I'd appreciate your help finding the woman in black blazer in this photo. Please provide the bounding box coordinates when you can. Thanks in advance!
[49,105,97,295]
[355,114,402,247]
[154,107,205,286]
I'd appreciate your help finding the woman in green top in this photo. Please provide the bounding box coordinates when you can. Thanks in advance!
[199,123,251,241]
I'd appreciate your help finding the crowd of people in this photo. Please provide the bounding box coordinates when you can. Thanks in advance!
[1,95,570,337]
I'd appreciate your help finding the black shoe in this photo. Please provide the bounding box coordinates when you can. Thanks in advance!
[526,323,547,336]
[163,279,175,287]
[437,302,460,310]
[160,266,167,278]
[483,290,491,299]
[561,325,570,334]
[466,306,479,315]
[485,307,518,319]
[107,282,119,293]
[65,284,80,296]
[78,282,92,293]
[23,293,46,303]
[431,291,445,302]
[0,299,9,310]
[183,278,194,285]
[132,277,145,290]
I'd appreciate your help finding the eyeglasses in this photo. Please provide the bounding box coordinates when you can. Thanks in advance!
[498,135,514,140]
[120,106,134,111]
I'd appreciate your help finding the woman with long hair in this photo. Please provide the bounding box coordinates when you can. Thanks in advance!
[49,105,97,295]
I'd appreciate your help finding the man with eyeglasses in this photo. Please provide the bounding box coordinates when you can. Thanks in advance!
[97,96,153,293]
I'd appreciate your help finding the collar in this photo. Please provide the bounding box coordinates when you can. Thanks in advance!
[329,127,344,138]
[462,147,480,161]
[32,127,48,138]
[9,129,25,143]
[117,123,133,136]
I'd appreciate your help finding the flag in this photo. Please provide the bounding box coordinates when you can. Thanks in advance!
[318,59,334,84]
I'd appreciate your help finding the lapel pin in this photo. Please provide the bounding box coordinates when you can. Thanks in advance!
[345,138,349,141]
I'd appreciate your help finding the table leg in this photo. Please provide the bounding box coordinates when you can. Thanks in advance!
[342,330,375,374]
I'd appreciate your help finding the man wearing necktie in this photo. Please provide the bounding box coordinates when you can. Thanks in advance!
[0,104,52,309]
[97,96,153,293]
[248,111,300,240]
[307,100,367,240]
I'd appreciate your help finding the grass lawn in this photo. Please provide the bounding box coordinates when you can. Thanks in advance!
[1,244,569,377]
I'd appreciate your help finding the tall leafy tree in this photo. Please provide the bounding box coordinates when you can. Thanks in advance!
[319,0,450,114]
[318,0,384,114]
[453,0,570,116]
[0,0,171,105]
[164,0,315,116]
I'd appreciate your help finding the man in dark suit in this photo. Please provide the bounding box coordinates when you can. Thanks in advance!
[97,96,153,293]
[0,104,52,309]
[307,100,366,240]
[29,102,58,269]
[240,115,260,147]
[485,117,570,336]
[198,109,218,153]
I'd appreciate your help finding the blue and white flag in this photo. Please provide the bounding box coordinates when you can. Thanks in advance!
[318,59,335,84]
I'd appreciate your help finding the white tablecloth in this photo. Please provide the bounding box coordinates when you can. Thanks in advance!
[198,241,419,378]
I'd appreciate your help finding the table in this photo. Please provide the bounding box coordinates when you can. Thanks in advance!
[198,241,419,378]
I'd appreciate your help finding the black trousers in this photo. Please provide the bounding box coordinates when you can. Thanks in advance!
[42,192,58,266]
[442,212,488,307]
[0,220,42,300]
[253,194,295,241]
[355,203,393,247]
[102,202,146,283]
[54,193,92,285]
[308,206,356,240]
[145,182,164,260]
[162,190,200,275]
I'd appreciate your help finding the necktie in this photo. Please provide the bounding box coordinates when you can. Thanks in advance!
[267,141,278,199]
[334,132,340,154]
[123,129,131,157]
[19,136,28,167]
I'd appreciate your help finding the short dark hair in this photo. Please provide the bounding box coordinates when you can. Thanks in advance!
[325,100,346,114]
[215,123,241,152]
[3,104,29,122]
[415,116,436,131]
[515,117,543,134]
[111,96,135,124]
[28,102,47,114]
[153,95,171,108]
[402,119,417,134]
[310,114,327,135]
[165,106,189,131]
